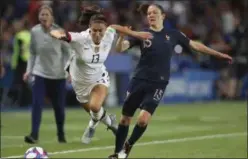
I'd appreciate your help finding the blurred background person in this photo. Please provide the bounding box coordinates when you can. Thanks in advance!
[23,5,70,144]
[0,20,14,107]
[10,19,32,107]
[0,55,5,78]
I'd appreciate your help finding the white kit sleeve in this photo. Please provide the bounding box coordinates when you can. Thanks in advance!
[102,27,116,42]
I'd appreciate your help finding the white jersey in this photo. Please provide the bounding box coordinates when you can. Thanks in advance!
[68,27,116,83]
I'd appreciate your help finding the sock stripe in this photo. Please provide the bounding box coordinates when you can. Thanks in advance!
[92,118,98,123]
[100,110,106,121]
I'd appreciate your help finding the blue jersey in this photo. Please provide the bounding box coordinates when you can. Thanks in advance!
[128,27,190,83]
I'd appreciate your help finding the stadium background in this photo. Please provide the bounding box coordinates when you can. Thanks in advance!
[0,0,247,158]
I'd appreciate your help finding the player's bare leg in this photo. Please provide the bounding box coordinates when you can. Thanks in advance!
[81,103,100,144]
[90,85,117,133]
[82,103,100,129]
[81,84,117,144]
[81,102,90,113]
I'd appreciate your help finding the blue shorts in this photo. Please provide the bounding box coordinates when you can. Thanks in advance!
[122,78,168,117]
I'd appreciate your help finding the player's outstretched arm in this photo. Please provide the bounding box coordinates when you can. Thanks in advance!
[114,25,145,52]
[189,40,233,63]
[50,29,87,45]
[109,25,153,41]
[176,31,232,63]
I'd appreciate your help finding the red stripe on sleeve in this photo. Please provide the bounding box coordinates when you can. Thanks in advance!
[66,32,71,42]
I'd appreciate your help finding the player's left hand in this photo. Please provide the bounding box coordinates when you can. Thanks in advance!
[50,30,66,39]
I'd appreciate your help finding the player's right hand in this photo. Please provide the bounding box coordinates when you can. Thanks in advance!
[50,30,66,39]
[221,54,233,64]
[134,31,153,40]
[23,72,30,82]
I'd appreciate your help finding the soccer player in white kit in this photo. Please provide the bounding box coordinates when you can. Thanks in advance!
[50,8,153,144]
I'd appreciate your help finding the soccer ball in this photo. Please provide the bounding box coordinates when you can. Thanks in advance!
[24,147,49,158]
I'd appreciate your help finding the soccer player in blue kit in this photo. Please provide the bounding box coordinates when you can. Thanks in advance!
[108,3,233,159]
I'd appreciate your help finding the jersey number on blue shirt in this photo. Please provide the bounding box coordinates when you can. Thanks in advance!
[143,39,152,48]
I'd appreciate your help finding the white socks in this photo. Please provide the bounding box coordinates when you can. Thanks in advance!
[90,107,112,127]
[88,119,99,129]
[101,111,112,127]
[90,107,104,120]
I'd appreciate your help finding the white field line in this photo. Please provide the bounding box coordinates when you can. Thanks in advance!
[3,132,246,158]
[1,138,100,148]
[1,136,23,139]
[1,126,213,148]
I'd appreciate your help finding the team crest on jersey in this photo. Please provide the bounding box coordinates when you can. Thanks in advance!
[165,34,170,40]
[94,46,100,53]
[143,39,152,48]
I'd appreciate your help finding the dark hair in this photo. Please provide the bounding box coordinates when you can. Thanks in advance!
[78,5,104,25]
[89,13,107,25]
[138,3,165,15]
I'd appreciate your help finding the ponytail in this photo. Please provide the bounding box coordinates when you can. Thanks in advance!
[78,5,103,25]
[137,3,150,15]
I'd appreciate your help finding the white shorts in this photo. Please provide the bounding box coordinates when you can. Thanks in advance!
[71,72,110,103]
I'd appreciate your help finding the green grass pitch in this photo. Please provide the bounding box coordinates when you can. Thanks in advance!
[1,101,247,158]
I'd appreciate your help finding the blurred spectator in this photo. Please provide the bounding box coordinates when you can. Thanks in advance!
[0,19,14,106]
[228,13,248,98]
[205,28,235,99]
[10,19,31,107]
[23,5,69,144]
[0,48,5,78]
[28,0,41,26]
[0,65,5,79]
[215,67,237,99]
[218,1,236,34]
[14,0,29,19]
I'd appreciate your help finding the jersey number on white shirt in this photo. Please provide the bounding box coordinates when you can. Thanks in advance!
[91,54,100,63]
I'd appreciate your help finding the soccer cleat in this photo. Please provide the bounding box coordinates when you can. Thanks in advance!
[119,141,133,159]
[117,151,127,159]
[24,135,38,144]
[107,114,118,135]
[58,135,67,143]
[81,126,96,144]
[108,153,118,159]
